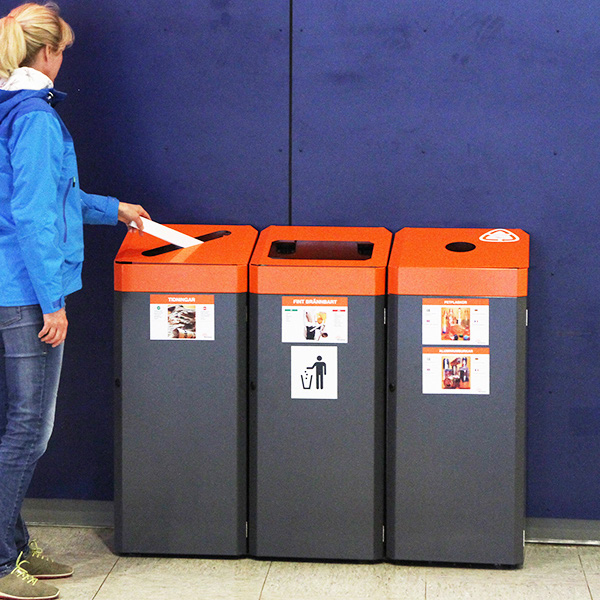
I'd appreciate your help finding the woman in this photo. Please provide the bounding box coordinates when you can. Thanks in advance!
[0,4,149,599]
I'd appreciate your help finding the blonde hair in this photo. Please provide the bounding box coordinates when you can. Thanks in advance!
[0,2,73,79]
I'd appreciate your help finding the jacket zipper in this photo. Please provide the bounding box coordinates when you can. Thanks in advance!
[62,177,75,242]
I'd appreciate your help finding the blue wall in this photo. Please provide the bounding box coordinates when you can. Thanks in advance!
[291,1,600,520]
[18,1,599,519]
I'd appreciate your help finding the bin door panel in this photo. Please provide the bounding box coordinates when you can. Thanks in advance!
[387,296,526,566]
[249,294,385,560]
[115,291,247,556]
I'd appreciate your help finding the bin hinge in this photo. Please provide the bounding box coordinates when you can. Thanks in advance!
[525,309,529,327]
[382,525,385,543]
[246,521,249,539]
[383,308,387,326]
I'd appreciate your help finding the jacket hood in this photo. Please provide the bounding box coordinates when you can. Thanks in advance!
[0,66,53,91]
[0,87,66,124]
[0,66,66,124]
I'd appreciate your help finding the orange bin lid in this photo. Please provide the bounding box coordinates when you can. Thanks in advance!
[250,226,392,296]
[389,227,529,297]
[114,224,258,293]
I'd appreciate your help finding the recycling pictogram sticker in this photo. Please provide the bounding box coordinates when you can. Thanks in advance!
[479,229,520,243]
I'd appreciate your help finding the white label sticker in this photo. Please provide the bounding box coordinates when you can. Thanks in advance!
[150,295,215,340]
[422,299,489,346]
[282,297,348,344]
[291,346,338,399]
[422,348,490,395]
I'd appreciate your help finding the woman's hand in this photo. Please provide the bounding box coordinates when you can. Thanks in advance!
[117,202,151,233]
[39,307,68,348]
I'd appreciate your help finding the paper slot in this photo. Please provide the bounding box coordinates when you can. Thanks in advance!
[129,217,203,249]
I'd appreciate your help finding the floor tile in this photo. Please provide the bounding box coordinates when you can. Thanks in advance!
[28,526,114,556]
[18,528,599,600]
[421,544,586,585]
[587,574,600,600]
[259,561,426,600]
[47,555,119,600]
[28,527,118,600]
[580,546,600,575]
[94,556,270,600]
[426,581,592,600]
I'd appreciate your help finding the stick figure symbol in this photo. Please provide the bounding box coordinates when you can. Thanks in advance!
[306,355,327,389]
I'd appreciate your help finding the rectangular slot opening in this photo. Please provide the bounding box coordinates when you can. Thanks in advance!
[141,230,231,257]
[268,240,374,260]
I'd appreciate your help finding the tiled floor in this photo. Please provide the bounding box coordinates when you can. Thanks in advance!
[28,526,599,600]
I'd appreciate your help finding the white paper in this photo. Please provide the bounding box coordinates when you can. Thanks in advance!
[129,217,203,248]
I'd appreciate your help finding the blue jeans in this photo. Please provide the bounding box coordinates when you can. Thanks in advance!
[0,306,63,576]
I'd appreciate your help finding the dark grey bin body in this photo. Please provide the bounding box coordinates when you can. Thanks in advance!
[114,291,247,556]
[386,294,527,566]
[249,293,386,560]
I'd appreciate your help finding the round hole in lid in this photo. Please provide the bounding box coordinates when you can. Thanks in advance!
[446,241,476,253]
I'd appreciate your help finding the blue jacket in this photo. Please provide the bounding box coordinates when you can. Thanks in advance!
[0,88,118,313]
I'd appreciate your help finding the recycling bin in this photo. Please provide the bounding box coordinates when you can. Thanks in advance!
[114,224,258,556]
[248,225,392,560]
[387,227,529,566]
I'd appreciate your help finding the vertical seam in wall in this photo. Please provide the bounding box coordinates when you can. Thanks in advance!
[288,0,293,225]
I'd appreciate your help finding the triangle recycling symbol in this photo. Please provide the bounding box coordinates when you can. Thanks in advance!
[479,229,520,243]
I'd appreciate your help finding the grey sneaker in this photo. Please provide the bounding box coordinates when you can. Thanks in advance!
[22,542,73,580]
[0,555,59,599]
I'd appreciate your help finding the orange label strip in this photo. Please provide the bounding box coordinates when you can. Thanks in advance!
[282,297,348,307]
[422,347,490,355]
[422,298,489,306]
[150,295,215,304]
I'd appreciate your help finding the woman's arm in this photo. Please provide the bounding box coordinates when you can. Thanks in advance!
[80,190,150,231]
[9,110,66,314]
